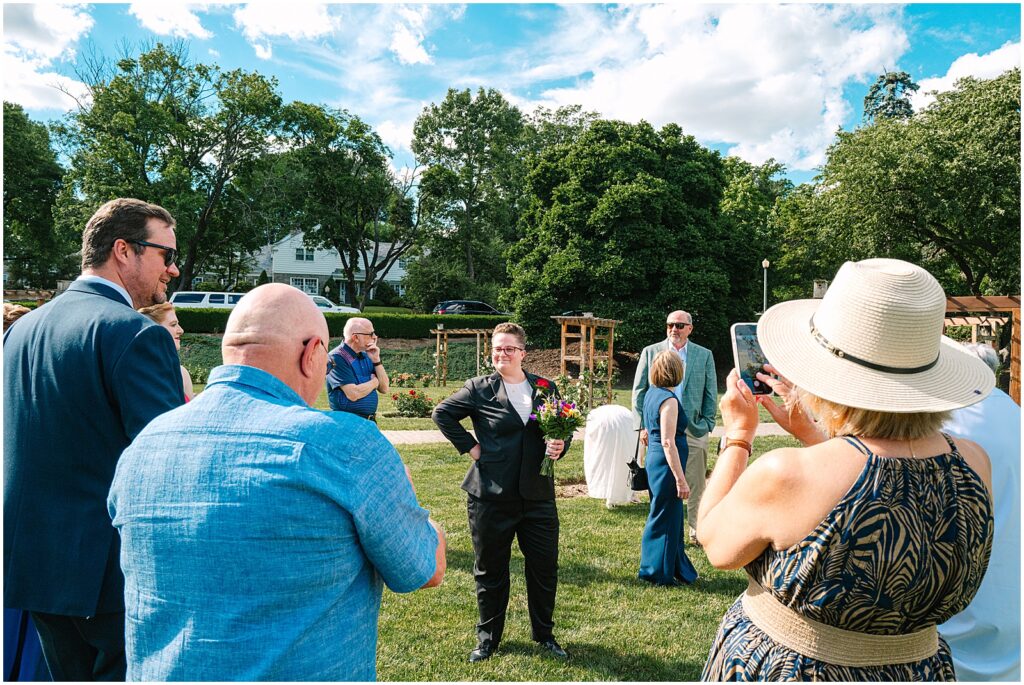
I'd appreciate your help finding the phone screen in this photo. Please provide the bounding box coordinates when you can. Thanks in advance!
[731,323,772,395]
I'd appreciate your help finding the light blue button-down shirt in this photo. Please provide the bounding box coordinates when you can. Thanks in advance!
[109,364,438,681]
[672,342,688,404]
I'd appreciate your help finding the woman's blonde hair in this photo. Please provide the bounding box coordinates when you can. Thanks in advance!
[137,302,174,324]
[649,350,684,389]
[794,388,950,441]
[493,322,526,347]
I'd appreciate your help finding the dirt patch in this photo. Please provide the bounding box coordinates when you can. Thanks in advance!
[556,483,590,499]
[376,338,640,386]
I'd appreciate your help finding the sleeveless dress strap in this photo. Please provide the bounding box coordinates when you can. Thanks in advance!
[842,435,874,456]
[939,431,958,454]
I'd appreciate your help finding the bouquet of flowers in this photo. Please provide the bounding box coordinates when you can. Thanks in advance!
[531,396,584,477]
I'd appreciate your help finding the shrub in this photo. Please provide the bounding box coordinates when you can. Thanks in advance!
[174,308,511,338]
[391,389,436,417]
[192,281,222,292]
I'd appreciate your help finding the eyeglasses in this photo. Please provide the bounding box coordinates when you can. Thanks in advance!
[667,322,691,330]
[129,239,178,267]
[303,337,335,373]
[493,346,524,355]
[354,331,377,338]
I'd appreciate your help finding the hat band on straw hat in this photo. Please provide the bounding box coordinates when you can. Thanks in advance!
[809,317,939,375]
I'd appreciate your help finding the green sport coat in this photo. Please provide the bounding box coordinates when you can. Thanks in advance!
[631,339,717,437]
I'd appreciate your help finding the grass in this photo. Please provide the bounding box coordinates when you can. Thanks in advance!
[375,435,801,681]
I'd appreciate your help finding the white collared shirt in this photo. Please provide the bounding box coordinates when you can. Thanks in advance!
[76,274,133,307]
[669,339,688,402]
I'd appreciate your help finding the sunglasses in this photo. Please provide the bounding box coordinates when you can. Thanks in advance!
[667,322,691,330]
[354,331,377,338]
[130,239,178,267]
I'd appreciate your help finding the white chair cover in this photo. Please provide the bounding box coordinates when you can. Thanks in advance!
[583,404,636,506]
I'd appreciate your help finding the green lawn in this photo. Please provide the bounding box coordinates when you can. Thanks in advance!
[375,436,800,681]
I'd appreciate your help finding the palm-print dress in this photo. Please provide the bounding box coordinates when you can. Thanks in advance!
[702,434,993,681]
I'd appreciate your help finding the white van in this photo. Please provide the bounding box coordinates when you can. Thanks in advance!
[169,290,359,314]
[169,291,245,309]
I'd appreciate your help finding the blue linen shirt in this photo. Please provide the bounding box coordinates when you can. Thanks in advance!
[108,364,437,681]
[326,342,378,416]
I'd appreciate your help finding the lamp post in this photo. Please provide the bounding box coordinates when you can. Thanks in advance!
[761,259,770,314]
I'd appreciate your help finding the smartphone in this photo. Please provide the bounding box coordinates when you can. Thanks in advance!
[730,323,773,395]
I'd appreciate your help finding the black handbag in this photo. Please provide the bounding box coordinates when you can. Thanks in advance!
[627,431,648,491]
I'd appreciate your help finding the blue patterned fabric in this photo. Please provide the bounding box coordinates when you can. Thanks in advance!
[638,387,697,585]
[108,365,438,681]
[326,342,378,416]
[702,434,993,681]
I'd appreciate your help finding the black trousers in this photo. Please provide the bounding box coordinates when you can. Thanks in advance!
[30,612,125,681]
[466,495,559,645]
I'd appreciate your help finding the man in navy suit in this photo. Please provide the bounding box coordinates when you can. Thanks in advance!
[4,198,186,680]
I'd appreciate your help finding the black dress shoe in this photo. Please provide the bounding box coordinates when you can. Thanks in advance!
[537,638,569,660]
[469,640,496,663]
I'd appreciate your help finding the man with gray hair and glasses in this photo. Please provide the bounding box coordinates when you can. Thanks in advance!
[939,342,1020,681]
[326,316,391,421]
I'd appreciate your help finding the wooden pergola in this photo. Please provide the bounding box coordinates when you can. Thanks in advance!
[430,327,494,387]
[945,295,1021,405]
[550,315,622,408]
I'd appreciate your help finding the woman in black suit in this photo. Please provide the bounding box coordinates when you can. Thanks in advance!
[432,323,569,663]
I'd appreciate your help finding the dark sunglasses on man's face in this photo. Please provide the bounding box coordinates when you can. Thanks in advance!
[667,322,691,330]
[129,239,178,267]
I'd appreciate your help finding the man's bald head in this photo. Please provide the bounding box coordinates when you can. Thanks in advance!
[223,284,329,404]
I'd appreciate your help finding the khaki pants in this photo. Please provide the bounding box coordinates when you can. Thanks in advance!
[684,430,708,537]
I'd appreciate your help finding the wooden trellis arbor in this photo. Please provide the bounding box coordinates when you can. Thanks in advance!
[431,327,494,386]
[550,315,621,408]
[945,295,1021,405]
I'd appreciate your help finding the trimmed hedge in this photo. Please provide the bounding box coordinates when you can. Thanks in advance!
[174,308,510,338]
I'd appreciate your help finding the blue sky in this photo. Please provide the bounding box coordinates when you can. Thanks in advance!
[4,3,1020,184]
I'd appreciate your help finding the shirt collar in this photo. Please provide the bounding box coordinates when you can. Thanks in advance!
[343,342,364,359]
[206,364,308,407]
[667,338,688,353]
[76,274,133,307]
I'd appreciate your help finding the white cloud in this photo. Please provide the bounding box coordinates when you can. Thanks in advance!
[3,3,93,61]
[129,3,213,40]
[2,51,92,111]
[377,118,416,156]
[389,6,432,66]
[911,41,1021,110]
[2,3,93,111]
[504,4,910,171]
[233,3,339,58]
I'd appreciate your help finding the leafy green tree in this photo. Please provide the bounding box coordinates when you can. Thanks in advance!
[3,102,73,286]
[53,42,283,291]
[505,120,730,355]
[275,102,424,310]
[411,88,525,284]
[820,68,1020,295]
[863,70,920,122]
[718,157,793,315]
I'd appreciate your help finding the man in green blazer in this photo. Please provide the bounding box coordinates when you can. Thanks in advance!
[632,310,718,543]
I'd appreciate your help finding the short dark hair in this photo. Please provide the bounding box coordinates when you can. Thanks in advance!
[493,322,526,347]
[80,198,175,270]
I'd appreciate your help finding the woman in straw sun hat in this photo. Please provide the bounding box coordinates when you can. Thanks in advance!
[697,258,995,681]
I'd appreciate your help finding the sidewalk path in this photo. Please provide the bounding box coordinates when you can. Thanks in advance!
[383,423,792,445]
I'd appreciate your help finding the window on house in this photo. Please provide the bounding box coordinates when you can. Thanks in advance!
[295,248,314,262]
[290,277,318,295]
[398,258,409,269]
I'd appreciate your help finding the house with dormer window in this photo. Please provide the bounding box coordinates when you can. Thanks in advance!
[248,232,409,305]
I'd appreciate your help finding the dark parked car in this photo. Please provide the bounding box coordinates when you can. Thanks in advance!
[433,300,510,316]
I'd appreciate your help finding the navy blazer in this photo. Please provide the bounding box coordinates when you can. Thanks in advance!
[432,372,570,501]
[3,280,185,616]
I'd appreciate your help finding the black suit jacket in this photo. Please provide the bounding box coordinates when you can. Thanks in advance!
[3,280,185,616]
[432,372,570,501]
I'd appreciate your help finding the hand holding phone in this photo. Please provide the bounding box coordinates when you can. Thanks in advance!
[730,323,773,395]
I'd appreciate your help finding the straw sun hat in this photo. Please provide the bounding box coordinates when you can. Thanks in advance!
[758,258,994,413]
